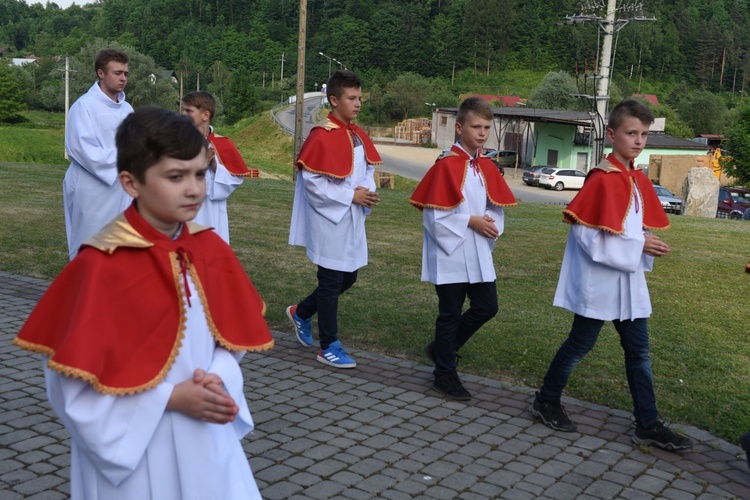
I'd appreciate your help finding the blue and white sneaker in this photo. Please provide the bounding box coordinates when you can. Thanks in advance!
[317,340,357,368]
[286,305,313,347]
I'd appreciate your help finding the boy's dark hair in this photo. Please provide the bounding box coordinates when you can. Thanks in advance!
[117,106,206,183]
[456,97,493,124]
[95,49,129,75]
[182,91,217,121]
[608,99,654,131]
[326,70,362,106]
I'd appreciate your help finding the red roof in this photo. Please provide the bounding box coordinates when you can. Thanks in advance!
[471,94,522,107]
[633,94,659,106]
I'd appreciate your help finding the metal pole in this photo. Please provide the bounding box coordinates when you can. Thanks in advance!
[64,55,70,160]
[594,0,616,167]
[293,0,308,180]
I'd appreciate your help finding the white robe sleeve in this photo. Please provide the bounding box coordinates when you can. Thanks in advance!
[206,163,244,202]
[302,170,355,224]
[44,360,173,487]
[423,207,470,256]
[206,348,253,440]
[65,103,120,186]
[571,224,645,273]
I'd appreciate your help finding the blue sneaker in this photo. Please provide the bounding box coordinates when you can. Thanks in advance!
[317,341,356,368]
[286,305,313,347]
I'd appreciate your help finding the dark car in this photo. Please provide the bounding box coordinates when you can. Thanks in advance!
[522,166,556,186]
[436,147,505,175]
[653,185,682,215]
[494,150,518,167]
[717,186,750,219]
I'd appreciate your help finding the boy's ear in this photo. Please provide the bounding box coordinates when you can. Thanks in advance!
[455,121,463,136]
[119,171,140,198]
[328,95,338,108]
[605,127,615,142]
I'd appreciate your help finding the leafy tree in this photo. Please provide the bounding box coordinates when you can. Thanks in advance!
[224,66,258,124]
[649,103,693,139]
[529,71,580,110]
[674,90,728,135]
[0,65,26,121]
[722,106,750,185]
[383,72,431,120]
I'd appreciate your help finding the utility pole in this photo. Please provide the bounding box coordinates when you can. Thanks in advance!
[562,0,655,170]
[293,0,307,179]
[281,52,285,81]
[63,55,73,160]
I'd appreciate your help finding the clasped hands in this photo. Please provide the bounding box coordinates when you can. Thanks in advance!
[469,214,499,240]
[353,186,380,208]
[167,368,239,424]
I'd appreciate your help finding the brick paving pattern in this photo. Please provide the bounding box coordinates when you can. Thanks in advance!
[2,270,749,499]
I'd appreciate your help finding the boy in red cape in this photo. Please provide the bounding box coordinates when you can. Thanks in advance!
[287,70,381,369]
[181,90,252,244]
[410,97,516,400]
[14,107,273,499]
[529,99,693,452]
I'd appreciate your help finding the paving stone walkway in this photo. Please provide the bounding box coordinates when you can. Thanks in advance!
[1,270,749,499]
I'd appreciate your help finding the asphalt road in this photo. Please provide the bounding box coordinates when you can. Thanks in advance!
[274,100,576,205]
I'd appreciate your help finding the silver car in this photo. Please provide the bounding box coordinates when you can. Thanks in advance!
[653,185,682,214]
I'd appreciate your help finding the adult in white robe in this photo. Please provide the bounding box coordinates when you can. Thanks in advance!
[63,82,133,260]
[44,272,261,500]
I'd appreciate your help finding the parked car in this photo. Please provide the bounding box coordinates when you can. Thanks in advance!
[435,147,505,175]
[494,150,518,167]
[717,186,750,219]
[538,168,587,191]
[522,166,556,186]
[653,185,682,214]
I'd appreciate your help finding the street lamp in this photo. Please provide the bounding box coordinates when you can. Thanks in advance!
[319,51,333,78]
[332,57,346,70]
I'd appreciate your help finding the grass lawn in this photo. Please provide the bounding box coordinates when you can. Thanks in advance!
[1,158,749,444]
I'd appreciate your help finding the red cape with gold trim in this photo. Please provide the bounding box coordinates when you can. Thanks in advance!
[13,204,274,396]
[563,154,669,234]
[207,131,251,176]
[295,113,382,179]
[409,145,517,210]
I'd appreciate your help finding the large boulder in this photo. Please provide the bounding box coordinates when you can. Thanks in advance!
[682,167,719,217]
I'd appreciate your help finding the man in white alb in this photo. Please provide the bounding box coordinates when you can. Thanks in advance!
[64,49,134,260]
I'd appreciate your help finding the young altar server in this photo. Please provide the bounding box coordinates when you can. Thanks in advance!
[529,99,693,451]
[410,97,516,400]
[286,70,381,368]
[14,107,274,499]
[181,91,251,243]
[64,49,134,260]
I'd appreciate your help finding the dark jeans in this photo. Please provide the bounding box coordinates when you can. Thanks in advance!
[433,281,498,376]
[537,314,659,428]
[296,266,358,350]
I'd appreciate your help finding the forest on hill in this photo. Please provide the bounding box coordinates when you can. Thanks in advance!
[1,0,750,146]
[4,0,750,90]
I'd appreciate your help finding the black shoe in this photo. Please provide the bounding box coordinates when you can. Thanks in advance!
[432,371,471,401]
[632,420,694,451]
[740,432,750,469]
[424,342,436,364]
[529,393,577,432]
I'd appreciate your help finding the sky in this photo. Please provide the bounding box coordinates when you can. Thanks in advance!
[23,0,96,9]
